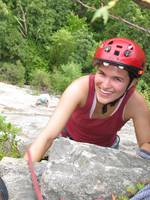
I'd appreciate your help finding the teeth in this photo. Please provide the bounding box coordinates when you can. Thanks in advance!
[100,89,112,94]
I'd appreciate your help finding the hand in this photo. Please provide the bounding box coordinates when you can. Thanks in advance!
[137,148,150,160]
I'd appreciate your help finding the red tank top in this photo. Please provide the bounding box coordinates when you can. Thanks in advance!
[63,75,135,147]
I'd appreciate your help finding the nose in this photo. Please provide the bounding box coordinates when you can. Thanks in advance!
[101,78,111,89]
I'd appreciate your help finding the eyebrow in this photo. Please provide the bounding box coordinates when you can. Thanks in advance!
[97,68,126,79]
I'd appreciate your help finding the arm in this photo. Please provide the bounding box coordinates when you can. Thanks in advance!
[126,90,150,152]
[24,76,89,162]
[133,102,150,151]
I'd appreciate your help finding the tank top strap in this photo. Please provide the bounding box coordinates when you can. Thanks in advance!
[89,74,95,95]
[83,74,95,109]
[73,74,95,113]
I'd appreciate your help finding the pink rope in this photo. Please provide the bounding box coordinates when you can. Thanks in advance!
[27,149,44,200]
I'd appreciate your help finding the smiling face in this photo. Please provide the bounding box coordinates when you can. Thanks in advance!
[95,64,130,104]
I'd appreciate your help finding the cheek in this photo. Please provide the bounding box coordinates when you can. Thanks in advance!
[94,75,103,85]
[113,82,127,93]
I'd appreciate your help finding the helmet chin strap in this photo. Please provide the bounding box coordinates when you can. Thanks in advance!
[101,77,134,114]
[102,97,123,114]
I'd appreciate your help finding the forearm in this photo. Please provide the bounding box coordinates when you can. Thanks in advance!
[24,135,53,162]
[137,142,150,160]
[140,142,150,152]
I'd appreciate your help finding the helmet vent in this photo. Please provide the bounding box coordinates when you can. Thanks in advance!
[108,41,113,45]
[114,50,120,56]
[116,45,122,48]
[128,44,133,50]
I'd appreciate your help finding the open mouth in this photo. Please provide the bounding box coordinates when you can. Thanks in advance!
[99,88,113,97]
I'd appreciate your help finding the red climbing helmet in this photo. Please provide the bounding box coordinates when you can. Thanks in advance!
[93,38,146,77]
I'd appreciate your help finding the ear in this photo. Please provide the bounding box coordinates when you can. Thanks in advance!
[131,78,138,86]
[95,65,100,72]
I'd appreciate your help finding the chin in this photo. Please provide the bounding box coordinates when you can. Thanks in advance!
[97,97,112,104]
[100,101,113,105]
[97,95,118,104]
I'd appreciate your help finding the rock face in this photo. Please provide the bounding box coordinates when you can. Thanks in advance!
[0,138,150,200]
[0,157,46,200]
[0,82,59,154]
[42,138,150,200]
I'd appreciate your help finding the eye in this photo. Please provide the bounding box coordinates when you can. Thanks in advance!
[98,70,105,76]
[113,77,124,82]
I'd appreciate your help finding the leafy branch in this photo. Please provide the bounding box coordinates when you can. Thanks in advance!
[14,2,27,37]
[0,116,21,160]
[74,0,150,34]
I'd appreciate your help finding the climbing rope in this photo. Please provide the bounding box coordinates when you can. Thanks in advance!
[130,184,150,200]
[27,149,44,200]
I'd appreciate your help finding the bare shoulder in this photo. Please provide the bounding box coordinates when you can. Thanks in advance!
[64,75,89,94]
[61,75,90,107]
[124,89,150,120]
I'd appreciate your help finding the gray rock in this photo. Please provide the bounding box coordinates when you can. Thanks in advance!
[41,138,150,200]
[0,157,47,200]
[0,138,150,200]
[0,82,59,154]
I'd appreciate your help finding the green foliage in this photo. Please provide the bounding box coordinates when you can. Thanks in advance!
[49,28,75,68]
[0,60,25,86]
[71,29,96,67]
[82,44,98,73]
[0,4,22,60]
[18,39,48,83]
[137,78,150,104]
[92,6,109,25]
[46,0,73,31]
[50,62,82,92]
[116,182,145,200]
[117,196,129,200]
[126,185,137,197]
[66,13,88,32]
[135,182,144,191]
[65,13,96,69]
[23,1,55,44]
[91,0,120,24]
[0,0,9,16]
[0,115,21,160]
[29,68,51,92]
[0,0,149,104]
